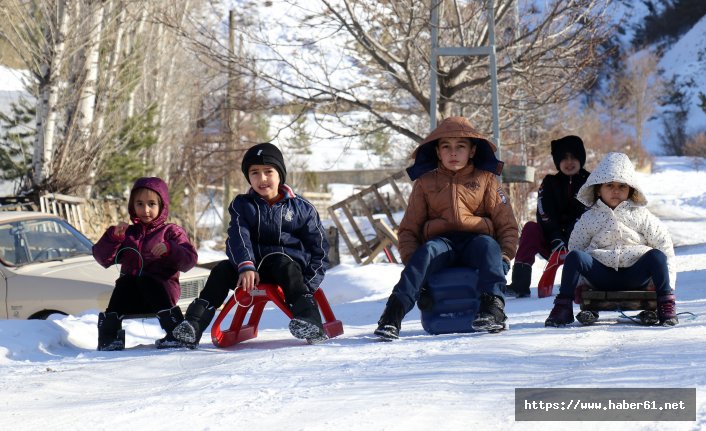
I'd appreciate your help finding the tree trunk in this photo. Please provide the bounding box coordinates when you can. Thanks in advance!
[125,5,148,118]
[95,0,123,137]
[79,0,104,145]
[33,0,69,188]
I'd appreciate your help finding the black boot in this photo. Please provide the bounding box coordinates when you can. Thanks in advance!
[289,293,328,344]
[97,312,125,351]
[576,310,599,326]
[374,294,405,340]
[155,306,187,349]
[472,293,507,332]
[505,263,531,298]
[173,298,216,349]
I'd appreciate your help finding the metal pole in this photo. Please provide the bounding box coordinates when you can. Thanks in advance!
[429,0,440,130]
[487,0,500,156]
[223,10,236,233]
[515,0,527,166]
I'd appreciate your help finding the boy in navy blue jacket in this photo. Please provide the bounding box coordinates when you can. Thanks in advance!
[174,142,330,346]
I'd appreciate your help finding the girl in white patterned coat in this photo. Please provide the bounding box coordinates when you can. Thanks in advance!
[545,152,678,327]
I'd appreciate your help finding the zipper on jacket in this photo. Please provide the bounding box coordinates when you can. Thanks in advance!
[451,175,460,224]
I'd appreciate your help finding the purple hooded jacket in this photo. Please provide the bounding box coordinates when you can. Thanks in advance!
[92,177,198,306]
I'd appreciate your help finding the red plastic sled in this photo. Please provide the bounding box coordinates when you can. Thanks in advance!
[210,284,344,347]
[537,249,568,298]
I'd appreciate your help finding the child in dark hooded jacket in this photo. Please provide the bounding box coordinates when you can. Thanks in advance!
[505,135,590,297]
[93,177,198,351]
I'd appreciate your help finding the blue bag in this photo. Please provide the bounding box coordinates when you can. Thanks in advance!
[419,267,480,335]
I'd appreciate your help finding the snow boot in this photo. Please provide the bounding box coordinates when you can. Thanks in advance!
[173,298,216,348]
[657,294,678,326]
[504,263,531,298]
[636,310,659,326]
[288,293,327,344]
[545,296,574,327]
[576,310,599,326]
[374,294,405,341]
[471,293,507,332]
[97,312,125,351]
[155,306,187,349]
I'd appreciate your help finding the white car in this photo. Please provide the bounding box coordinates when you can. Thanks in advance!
[0,211,209,319]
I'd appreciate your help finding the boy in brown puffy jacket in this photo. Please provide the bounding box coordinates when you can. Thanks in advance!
[374,117,519,340]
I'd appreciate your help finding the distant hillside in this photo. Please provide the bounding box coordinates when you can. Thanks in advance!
[643,15,706,154]
[631,0,706,48]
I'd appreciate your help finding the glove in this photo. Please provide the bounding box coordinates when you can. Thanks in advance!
[501,258,510,275]
[550,239,566,253]
[417,288,434,311]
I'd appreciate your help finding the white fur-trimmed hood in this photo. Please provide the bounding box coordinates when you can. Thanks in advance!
[576,152,647,207]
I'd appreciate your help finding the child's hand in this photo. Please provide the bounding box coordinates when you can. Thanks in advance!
[551,239,566,253]
[150,242,168,257]
[237,270,260,292]
[501,258,510,275]
[112,222,129,238]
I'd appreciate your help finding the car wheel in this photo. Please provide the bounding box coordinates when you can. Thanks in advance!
[29,310,68,320]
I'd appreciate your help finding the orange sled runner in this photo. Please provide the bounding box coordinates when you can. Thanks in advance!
[210,284,344,347]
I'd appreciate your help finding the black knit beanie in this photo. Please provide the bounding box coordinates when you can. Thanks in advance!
[241,142,287,184]
[551,135,586,170]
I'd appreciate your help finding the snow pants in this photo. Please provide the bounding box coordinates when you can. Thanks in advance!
[197,254,309,308]
[106,274,173,315]
[558,249,672,298]
[514,221,551,265]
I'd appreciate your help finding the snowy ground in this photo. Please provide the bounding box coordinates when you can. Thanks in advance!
[1,157,705,430]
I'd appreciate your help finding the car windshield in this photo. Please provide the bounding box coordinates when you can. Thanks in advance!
[0,217,93,266]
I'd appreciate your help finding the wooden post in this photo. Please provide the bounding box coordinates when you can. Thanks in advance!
[328,206,361,264]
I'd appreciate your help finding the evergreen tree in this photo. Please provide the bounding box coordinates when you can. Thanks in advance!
[360,118,395,168]
[632,0,706,48]
[0,98,35,193]
[286,114,313,190]
[92,105,159,197]
[658,76,692,156]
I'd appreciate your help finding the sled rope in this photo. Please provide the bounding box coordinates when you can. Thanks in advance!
[115,247,143,277]
[617,309,647,325]
[618,308,697,325]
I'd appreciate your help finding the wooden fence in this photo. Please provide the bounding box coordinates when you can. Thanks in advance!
[328,170,410,264]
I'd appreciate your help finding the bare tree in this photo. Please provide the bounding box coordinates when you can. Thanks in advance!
[0,0,222,198]
[615,49,663,153]
[0,1,70,186]
[198,0,614,155]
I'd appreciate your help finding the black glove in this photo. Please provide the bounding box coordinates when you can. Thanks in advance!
[550,239,566,253]
[502,258,510,275]
[417,288,434,311]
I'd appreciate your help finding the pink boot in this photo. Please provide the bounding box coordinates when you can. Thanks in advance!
[657,294,678,326]
[545,297,575,327]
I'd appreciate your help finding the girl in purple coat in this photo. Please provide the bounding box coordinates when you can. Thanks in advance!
[93,177,198,351]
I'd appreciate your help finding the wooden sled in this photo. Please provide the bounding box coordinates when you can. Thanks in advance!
[574,280,657,325]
